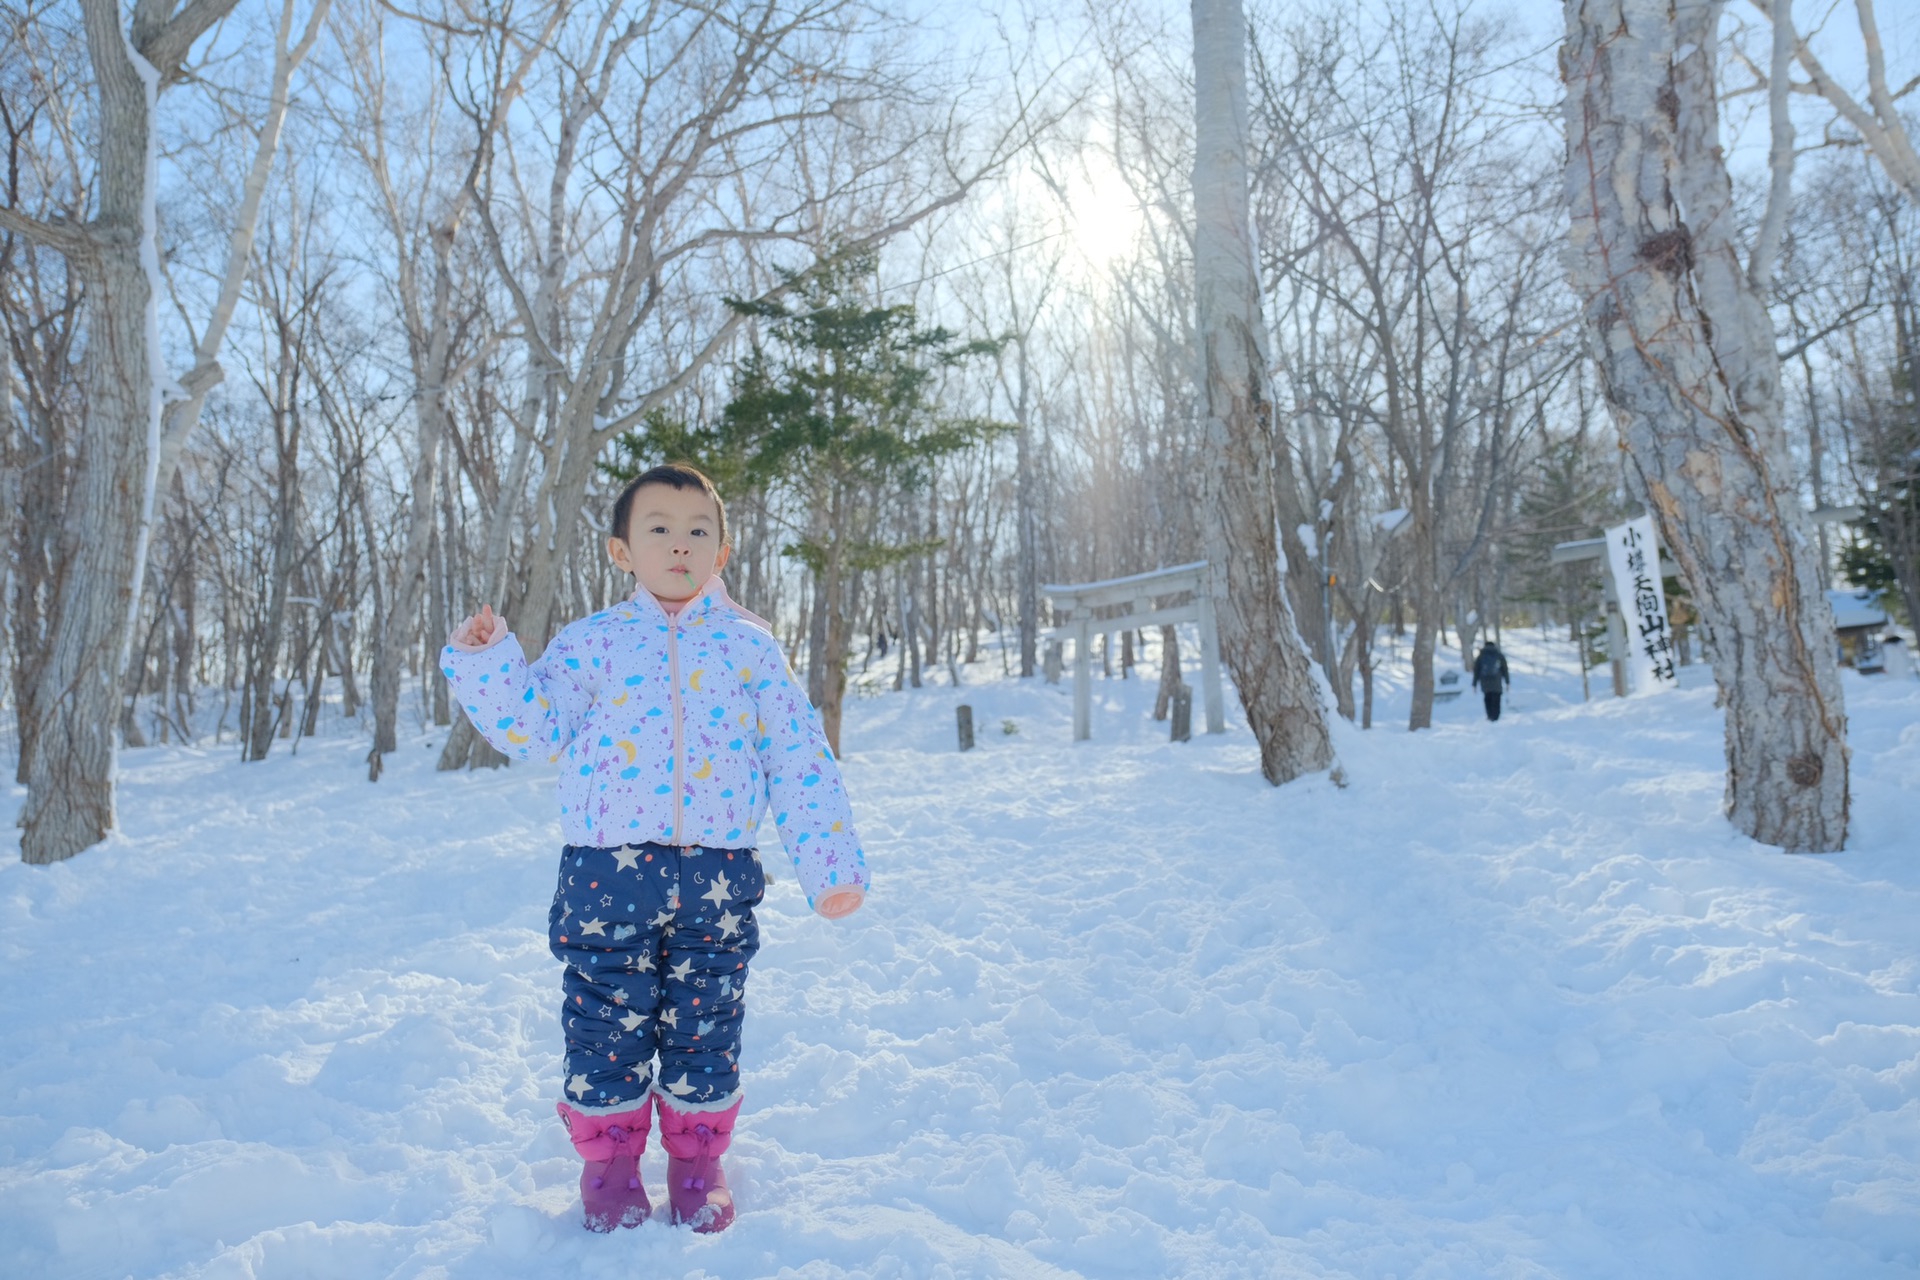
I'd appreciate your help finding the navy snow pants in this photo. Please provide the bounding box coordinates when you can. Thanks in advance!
[548,842,765,1112]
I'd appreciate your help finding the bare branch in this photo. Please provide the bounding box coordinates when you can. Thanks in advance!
[1753,0,1920,198]
[159,0,337,492]
[371,0,483,38]
[0,205,95,259]
[1748,0,1796,292]
[136,0,245,83]
[1776,299,1881,361]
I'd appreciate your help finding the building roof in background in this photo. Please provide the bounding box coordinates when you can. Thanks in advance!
[1827,589,1890,631]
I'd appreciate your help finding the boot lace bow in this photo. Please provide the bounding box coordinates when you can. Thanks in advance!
[680,1122,719,1190]
[588,1122,643,1191]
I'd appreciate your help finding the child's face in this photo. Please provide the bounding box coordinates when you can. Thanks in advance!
[607,483,730,602]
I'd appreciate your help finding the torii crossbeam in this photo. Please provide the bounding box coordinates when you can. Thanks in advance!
[1041,561,1226,742]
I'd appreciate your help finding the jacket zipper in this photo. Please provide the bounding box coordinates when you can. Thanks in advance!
[666,619,686,843]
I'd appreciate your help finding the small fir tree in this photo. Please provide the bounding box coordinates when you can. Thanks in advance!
[610,252,1005,749]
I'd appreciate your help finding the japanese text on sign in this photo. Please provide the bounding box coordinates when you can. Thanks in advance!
[1604,515,1678,694]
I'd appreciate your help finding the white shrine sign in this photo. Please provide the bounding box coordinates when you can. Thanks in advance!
[1604,516,1678,694]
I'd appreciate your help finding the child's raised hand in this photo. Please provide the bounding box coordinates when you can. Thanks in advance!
[815,887,864,920]
[449,603,508,653]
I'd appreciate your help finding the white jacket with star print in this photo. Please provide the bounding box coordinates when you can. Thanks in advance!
[440,578,868,911]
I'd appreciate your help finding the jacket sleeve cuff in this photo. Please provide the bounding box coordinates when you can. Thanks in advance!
[785,836,870,910]
[440,635,534,753]
[441,633,526,680]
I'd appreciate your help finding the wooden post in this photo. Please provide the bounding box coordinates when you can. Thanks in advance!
[1580,615,1593,704]
[1600,556,1629,698]
[956,704,974,752]
[1606,599,1629,698]
[1171,685,1192,743]
[1197,589,1226,733]
[1073,617,1092,741]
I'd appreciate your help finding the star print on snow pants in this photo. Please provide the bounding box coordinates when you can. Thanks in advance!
[548,842,765,1111]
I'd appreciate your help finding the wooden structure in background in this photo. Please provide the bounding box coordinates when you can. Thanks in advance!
[1826,590,1889,672]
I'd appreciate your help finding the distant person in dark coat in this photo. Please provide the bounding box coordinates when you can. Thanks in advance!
[1472,641,1510,721]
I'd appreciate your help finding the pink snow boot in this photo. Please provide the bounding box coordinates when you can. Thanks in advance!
[557,1100,652,1231]
[656,1095,742,1232]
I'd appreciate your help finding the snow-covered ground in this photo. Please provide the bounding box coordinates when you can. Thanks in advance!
[2,631,1916,1279]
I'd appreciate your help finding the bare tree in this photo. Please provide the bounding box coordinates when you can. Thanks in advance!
[317,0,557,773]
[1563,0,1848,851]
[238,195,327,762]
[1252,4,1566,729]
[157,0,332,496]
[0,0,246,862]
[432,0,1049,768]
[1748,0,1920,200]
[1191,0,1332,783]
[1,0,89,784]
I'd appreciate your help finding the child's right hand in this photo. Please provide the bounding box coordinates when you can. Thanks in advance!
[449,603,508,653]
[816,887,864,920]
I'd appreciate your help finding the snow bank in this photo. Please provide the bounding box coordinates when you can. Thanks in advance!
[2,633,1915,1277]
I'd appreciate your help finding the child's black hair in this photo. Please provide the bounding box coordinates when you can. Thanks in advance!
[609,463,729,547]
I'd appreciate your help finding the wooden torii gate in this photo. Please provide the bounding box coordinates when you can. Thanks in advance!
[1041,561,1225,742]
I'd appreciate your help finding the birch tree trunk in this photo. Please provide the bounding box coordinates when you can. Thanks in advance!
[507,399,605,653]
[245,307,305,763]
[1191,0,1333,784]
[803,477,852,751]
[343,0,560,769]
[10,0,238,862]
[1563,0,1849,851]
[434,423,529,772]
[1014,329,1040,679]
[155,0,331,497]
[20,225,144,859]
[2,249,78,789]
[369,224,459,755]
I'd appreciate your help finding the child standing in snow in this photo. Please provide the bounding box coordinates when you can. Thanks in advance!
[443,463,867,1233]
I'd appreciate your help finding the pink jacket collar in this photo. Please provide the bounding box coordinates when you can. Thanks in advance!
[630,576,774,634]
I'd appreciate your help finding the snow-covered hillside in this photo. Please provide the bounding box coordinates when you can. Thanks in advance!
[3,634,1916,1278]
